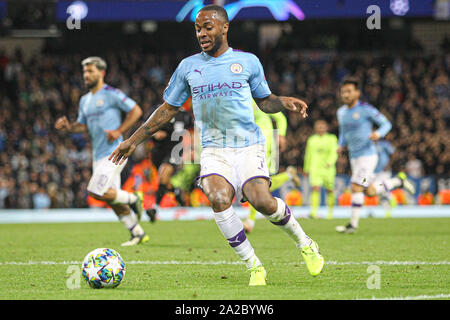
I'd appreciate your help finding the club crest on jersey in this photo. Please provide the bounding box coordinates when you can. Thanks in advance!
[352,112,360,119]
[96,99,104,107]
[230,63,243,74]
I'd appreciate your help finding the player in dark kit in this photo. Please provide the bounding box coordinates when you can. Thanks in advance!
[146,107,194,221]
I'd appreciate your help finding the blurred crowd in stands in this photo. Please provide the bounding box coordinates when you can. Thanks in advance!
[0,46,448,209]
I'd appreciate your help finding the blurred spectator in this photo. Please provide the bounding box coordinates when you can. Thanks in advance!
[0,178,8,208]
[406,155,424,179]
[32,185,51,209]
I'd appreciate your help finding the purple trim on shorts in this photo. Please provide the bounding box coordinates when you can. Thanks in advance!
[194,173,235,191]
[227,228,247,248]
[271,205,292,226]
[351,203,363,207]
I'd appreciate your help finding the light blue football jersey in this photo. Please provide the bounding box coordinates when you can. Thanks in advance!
[374,139,395,173]
[77,84,136,161]
[337,100,392,159]
[163,47,271,148]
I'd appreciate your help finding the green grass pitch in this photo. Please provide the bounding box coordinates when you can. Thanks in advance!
[0,217,449,300]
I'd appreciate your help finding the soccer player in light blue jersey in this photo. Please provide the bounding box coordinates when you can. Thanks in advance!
[335,77,415,233]
[109,5,324,285]
[55,56,149,246]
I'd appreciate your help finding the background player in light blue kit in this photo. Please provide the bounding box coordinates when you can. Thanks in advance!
[55,56,149,246]
[335,77,415,233]
[109,5,324,286]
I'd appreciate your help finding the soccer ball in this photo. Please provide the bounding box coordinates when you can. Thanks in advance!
[81,248,126,289]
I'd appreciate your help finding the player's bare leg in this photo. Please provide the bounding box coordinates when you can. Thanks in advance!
[202,175,266,285]
[89,189,148,246]
[159,163,174,187]
[243,178,309,243]
[156,162,175,204]
[243,177,324,276]
[366,173,415,198]
[90,187,144,221]
[147,163,175,222]
[349,183,364,230]
[243,166,300,233]
[365,183,378,198]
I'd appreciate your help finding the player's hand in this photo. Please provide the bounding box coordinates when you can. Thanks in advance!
[303,172,309,177]
[104,129,122,142]
[279,135,287,152]
[369,131,380,141]
[337,146,344,155]
[55,116,71,131]
[109,139,136,165]
[280,97,308,118]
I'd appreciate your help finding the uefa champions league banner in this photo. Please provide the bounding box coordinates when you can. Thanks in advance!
[57,0,434,22]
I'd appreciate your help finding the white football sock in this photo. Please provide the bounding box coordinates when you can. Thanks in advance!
[374,182,387,195]
[245,255,262,269]
[213,206,257,263]
[119,212,141,235]
[112,189,138,205]
[130,224,145,237]
[267,197,311,248]
[380,177,402,192]
[350,192,364,228]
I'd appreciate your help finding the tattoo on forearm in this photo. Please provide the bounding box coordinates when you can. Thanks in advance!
[143,109,170,136]
[131,104,178,145]
[258,95,284,113]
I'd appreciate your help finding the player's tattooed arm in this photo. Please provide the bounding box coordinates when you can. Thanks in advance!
[255,94,308,118]
[141,103,179,139]
[109,102,179,164]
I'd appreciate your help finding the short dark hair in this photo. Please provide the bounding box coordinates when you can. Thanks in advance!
[341,76,360,90]
[198,4,229,22]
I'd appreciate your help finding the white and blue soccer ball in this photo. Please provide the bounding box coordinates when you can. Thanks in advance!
[82,248,126,289]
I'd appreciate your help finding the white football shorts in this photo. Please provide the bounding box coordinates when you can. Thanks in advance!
[373,170,392,187]
[87,156,128,196]
[196,144,270,202]
[349,154,378,188]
